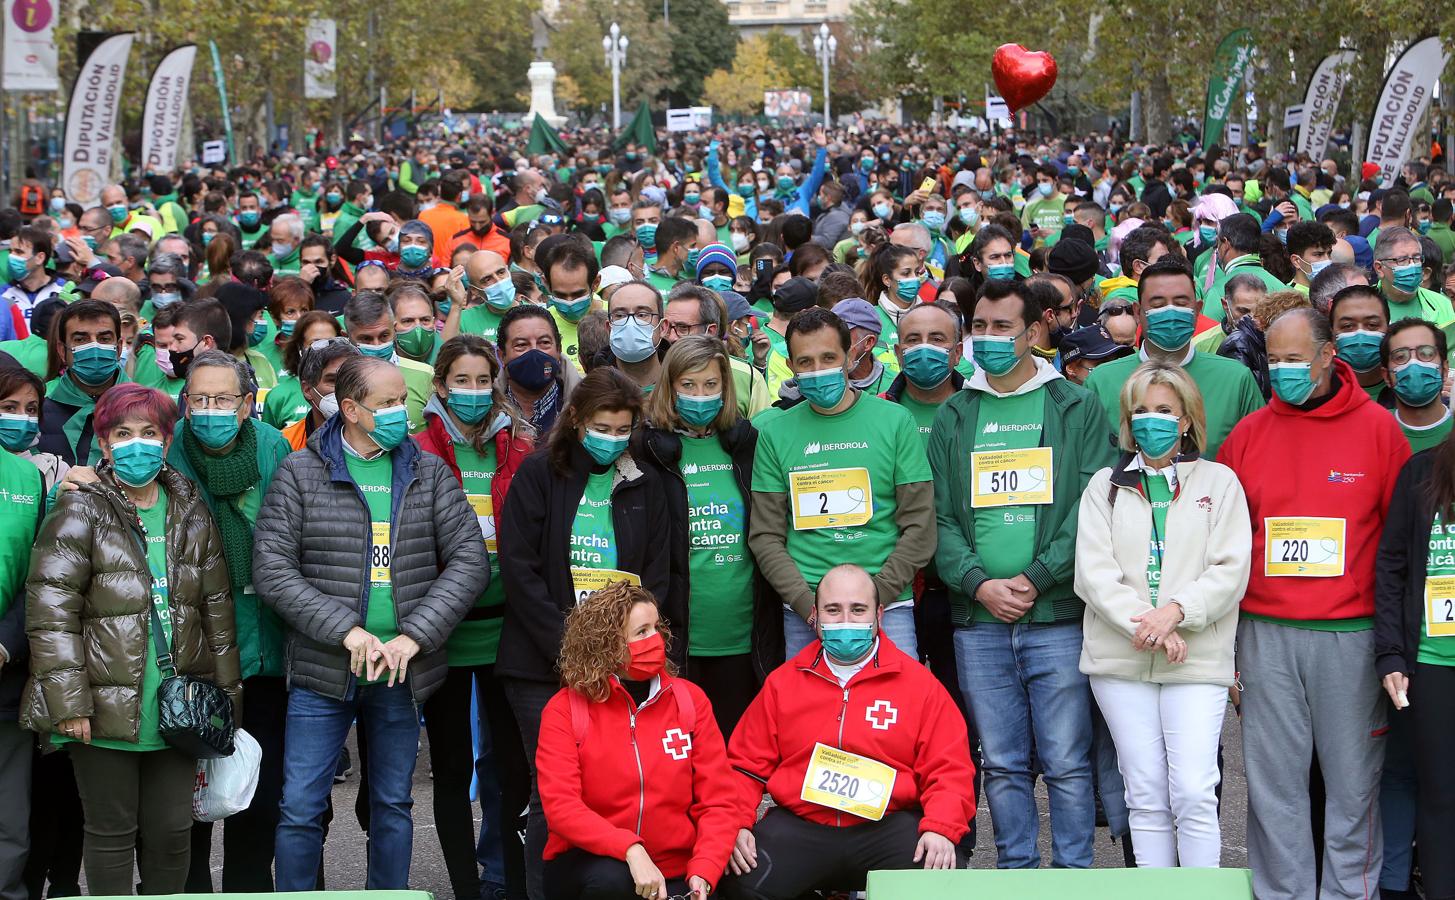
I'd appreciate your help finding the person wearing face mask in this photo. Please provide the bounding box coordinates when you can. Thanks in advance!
[288,168,323,235]
[496,368,674,900]
[863,244,924,358]
[641,336,762,736]
[1326,284,1394,404]
[280,337,360,451]
[536,582,736,900]
[331,180,375,254]
[497,304,576,435]
[1285,221,1336,294]
[412,335,534,900]
[262,309,343,430]
[342,291,434,432]
[393,219,437,280]
[662,283,772,418]
[1021,164,1066,246]
[448,193,512,261]
[603,187,636,240]
[1375,227,1455,328]
[645,217,698,295]
[253,276,315,379]
[0,363,69,492]
[748,307,935,661]
[537,240,600,373]
[38,300,128,466]
[1381,320,1451,451]
[883,301,967,443]
[266,214,304,277]
[927,278,1115,869]
[444,248,517,348]
[1217,308,1410,900]
[386,282,440,366]
[253,354,486,892]
[234,192,268,250]
[420,172,471,264]
[1086,261,1264,458]
[1075,363,1251,868]
[606,281,668,391]
[725,564,976,898]
[0,226,63,332]
[24,383,241,897]
[1200,213,1290,323]
[829,299,895,396]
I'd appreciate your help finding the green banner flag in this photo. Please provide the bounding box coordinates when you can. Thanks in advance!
[1202,29,1254,149]
[614,100,657,155]
[208,40,234,164]
[526,113,568,157]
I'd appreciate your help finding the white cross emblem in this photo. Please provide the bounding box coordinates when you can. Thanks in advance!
[662,728,692,760]
[866,700,898,730]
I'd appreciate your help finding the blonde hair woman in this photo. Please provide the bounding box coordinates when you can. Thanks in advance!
[1073,362,1251,868]
[535,582,736,900]
[641,335,763,736]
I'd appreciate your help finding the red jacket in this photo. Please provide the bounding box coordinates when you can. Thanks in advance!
[536,674,739,887]
[727,635,975,842]
[413,411,533,516]
[1218,358,1410,621]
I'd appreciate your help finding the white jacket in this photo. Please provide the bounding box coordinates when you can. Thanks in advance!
[1074,453,1250,686]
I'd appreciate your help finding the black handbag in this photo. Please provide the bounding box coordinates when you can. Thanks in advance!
[149,602,235,759]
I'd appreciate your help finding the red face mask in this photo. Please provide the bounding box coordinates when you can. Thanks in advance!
[623,631,665,681]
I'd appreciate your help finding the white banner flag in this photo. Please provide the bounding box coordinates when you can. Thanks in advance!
[62,32,135,206]
[2,0,59,91]
[1295,49,1356,159]
[1365,37,1448,188]
[141,44,197,175]
[304,18,336,99]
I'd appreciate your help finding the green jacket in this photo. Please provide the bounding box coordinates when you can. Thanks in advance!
[927,372,1116,626]
[166,419,293,680]
[0,335,47,378]
[1201,255,1287,321]
[1427,222,1455,267]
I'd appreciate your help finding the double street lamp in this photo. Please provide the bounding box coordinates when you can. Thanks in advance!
[812,22,837,125]
[603,23,629,130]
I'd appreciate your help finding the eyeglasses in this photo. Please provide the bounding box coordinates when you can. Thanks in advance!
[662,321,709,336]
[184,392,245,411]
[1378,254,1423,268]
[1389,344,1441,366]
[1101,305,1135,317]
[609,310,661,327]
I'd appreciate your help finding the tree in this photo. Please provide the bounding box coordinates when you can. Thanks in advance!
[549,0,672,114]
[660,0,737,105]
[702,35,791,116]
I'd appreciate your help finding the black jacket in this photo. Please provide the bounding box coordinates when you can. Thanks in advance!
[641,421,777,681]
[1375,449,1443,680]
[1142,180,1173,219]
[1217,316,1269,400]
[496,443,676,684]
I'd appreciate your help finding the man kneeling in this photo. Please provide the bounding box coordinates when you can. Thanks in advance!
[725,564,975,898]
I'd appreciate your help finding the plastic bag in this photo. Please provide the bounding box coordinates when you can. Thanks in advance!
[192,727,261,822]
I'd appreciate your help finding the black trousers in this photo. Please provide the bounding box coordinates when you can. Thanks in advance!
[502,677,563,900]
[420,664,530,900]
[23,746,82,900]
[727,808,958,900]
[1412,662,1455,900]
[0,723,32,900]
[685,653,758,739]
[543,848,690,900]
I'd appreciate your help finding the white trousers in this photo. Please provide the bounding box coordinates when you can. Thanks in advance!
[1090,676,1227,867]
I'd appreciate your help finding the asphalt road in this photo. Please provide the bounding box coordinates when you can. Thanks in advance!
[187,702,1249,894]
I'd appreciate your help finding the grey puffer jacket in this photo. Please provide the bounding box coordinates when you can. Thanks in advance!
[252,414,488,702]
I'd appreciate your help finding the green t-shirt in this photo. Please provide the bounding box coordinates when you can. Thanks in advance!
[263,377,311,429]
[1400,410,1453,454]
[1383,286,1455,330]
[549,307,587,373]
[0,334,46,378]
[752,392,931,602]
[570,469,621,603]
[897,393,944,450]
[681,437,753,656]
[346,451,399,682]
[1144,472,1172,606]
[460,305,509,346]
[449,442,505,666]
[1421,512,1455,666]
[970,390,1044,621]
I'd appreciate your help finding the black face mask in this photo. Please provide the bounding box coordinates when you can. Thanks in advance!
[505,348,557,391]
[171,343,197,381]
[471,222,492,236]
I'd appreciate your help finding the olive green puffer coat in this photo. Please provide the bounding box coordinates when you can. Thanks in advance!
[21,464,242,741]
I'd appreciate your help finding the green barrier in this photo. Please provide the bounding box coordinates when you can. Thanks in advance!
[867,867,1254,899]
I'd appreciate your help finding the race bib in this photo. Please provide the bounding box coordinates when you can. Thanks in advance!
[468,493,497,553]
[1264,517,1345,577]
[799,742,897,822]
[570,568,641,605]
[789,468,874,530]
[1425,575,1455,638]
[970,447,1053,508]
[369,521,391,584]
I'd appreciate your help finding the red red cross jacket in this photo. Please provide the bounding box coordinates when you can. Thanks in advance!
[536,673,739,888]
[726,635,976,842]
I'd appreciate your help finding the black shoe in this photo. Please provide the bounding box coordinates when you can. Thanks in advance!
[334,746,353,783]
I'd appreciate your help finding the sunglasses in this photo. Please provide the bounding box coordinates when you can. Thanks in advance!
[1102,305,1134,317]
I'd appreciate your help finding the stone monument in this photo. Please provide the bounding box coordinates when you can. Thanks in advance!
[526,12,566,127]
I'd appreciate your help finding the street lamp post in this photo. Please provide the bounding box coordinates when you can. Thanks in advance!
[602,23,629,130]
[813,23,837,126]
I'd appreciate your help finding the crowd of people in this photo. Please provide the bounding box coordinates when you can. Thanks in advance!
[0,117,1450,900]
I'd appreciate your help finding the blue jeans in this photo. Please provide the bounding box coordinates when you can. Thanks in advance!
[953,621,1093,868]
[275,684,421,890]
[782,605,919,661]
[1379,704,1417,891]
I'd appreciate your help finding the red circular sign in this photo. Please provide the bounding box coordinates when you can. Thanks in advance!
[12,0,53,34]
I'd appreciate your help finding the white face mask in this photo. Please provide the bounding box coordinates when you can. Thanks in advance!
[731,232,750,252]
[314,389,340,418]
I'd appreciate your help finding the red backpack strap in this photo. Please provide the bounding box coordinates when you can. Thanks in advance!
[569,689,591,747]
[672,680,696,733]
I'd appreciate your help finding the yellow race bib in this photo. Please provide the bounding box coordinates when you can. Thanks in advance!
[1264,517,1345,577]
[570,568,641,605]
[468,493,497,553]
[799,742,897,821]
[970,447,1053,508]
[1425,575,1455,638]
[789,468,874,530]
[369,521,391,584]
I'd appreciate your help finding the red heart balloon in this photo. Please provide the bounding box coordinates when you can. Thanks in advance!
[992,44,1058,114]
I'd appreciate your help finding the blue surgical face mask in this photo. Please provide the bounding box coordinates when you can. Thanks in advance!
[986,263,1015,281]
[1393,359,1443,407]
[1269,361,1317,405]
[108,204,129,224]
[238,210,260,228]
[446,387,494,425]
[357,340,395,360]
[582,430,630,466]
[150,291,181,309]
[110,436,166,487]
[1334,329,1384,373]
[1036,183,1054,198]
[796,366,848,409]
[701,274,733,293]
[188,409,243,450]
[69,341,120,385]
[1198,224,1219,244]
[895,275,923,302]
[551,295,592,321]
[1390,262,1424,293]
[635,223,658,250]
[1143,305,1196,352]
[0,413,39,452]
[1308,259,1332,280]
[958,207,980,228]
[1131,412,1181,460]
[6,254,29,281]
[364,403,409,450]
[685,247,700,270]
[819,621,876,663]
[609,316,658,363]
[479,277,516,310]
[610,207,632,225]
[676,391,722,428]
[872,202,892,220]
[901,343,951,389]
[972,332,1024,377]
[399,244,430,269]
[921,211,946,233]
[777,175,796,192]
